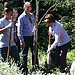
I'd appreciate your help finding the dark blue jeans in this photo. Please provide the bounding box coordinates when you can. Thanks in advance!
[0,46,20,62]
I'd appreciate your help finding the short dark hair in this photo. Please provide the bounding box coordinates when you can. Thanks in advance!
[4,7,13,13]
[44,14,55,23]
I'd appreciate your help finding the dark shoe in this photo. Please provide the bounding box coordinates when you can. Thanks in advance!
[22,68,28,75]
[61,69,66,73]
[32,65,35,71]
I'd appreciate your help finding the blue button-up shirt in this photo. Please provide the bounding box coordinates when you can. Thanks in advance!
[49,21,70,50]
[17,11,35,43]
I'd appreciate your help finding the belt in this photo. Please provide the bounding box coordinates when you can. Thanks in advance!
[23,35,34,37]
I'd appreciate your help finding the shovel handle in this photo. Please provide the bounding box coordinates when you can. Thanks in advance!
[7,16,13,62]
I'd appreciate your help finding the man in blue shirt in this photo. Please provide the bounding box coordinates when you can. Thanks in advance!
[17,1,35,74]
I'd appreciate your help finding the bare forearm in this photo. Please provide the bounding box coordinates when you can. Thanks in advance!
[0,28,7,34]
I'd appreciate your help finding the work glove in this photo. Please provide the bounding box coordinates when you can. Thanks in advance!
[5,22,14,29]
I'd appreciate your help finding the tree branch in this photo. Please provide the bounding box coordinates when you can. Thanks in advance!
[23,0,25,3]
[38,0,58,25]
[30,0,32,2]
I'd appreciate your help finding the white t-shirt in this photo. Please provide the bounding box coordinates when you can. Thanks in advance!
[49,21,70,50]
[0,17,15,48]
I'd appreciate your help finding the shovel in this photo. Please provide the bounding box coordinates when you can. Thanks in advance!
[47,33,51,70]
[7,16,13,62]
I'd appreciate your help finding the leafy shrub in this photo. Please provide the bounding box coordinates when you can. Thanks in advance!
[0,61,23,75]
[67,49,75,67]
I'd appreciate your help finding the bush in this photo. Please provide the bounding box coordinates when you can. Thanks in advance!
[0,61,23,75]
[66,49,75,73]
[67,49,75,66]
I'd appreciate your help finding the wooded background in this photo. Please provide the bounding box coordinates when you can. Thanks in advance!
[0,0,75,52]
[0,0,75,74]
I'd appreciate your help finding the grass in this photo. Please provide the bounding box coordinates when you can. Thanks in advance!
[0,49,75,75]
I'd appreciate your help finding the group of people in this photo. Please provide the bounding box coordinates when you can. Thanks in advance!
[0,1,36,74]
[0,1,71,74]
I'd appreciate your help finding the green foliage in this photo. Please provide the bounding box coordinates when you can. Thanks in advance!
[43,0,57,6]
[0,0,23,17]
[38,0,75,50]
[0,0,75,74]
[38,0,75,73]
[0,62,23,75]
[38,23,49,51]
[27,49,75,75]
[67,49,75,66]
[0,2,4,18]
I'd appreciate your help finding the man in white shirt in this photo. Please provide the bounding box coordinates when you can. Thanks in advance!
[0,7,20,63]
[44,14,71,72]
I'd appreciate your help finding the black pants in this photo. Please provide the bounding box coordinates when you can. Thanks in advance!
[22,35,34,70]
[15,39,21,53]
[54,41,71,70]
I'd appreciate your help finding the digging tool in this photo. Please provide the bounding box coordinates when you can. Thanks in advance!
[47,33,51,70]
[7,16,13,62]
